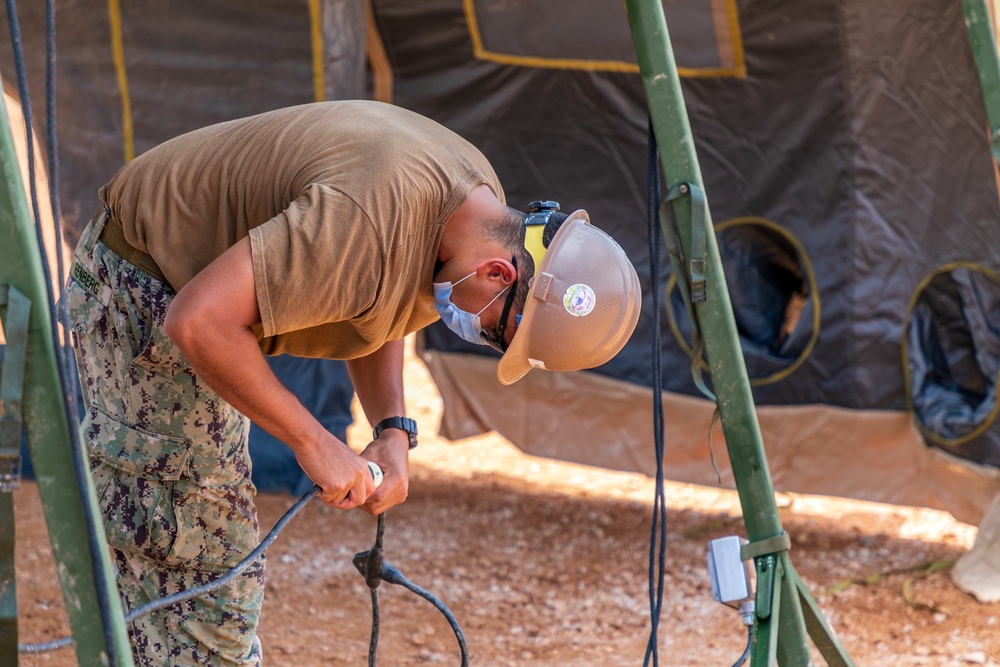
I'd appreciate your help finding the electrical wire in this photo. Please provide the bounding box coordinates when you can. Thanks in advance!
[22,484,469,667]
[731,624,752,667]
[19,486,319,654]
[643,118,669,667]
[354,512,469,666]
[44,0,78,402]
[125,487,319,623]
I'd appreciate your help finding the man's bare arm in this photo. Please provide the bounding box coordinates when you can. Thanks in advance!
[163,236,373,508]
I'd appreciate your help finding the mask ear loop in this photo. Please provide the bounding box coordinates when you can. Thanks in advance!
[449,269,477,288]
[474,283,510,318]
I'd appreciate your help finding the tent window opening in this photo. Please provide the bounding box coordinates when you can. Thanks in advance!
[904,264,1000,458]
[666,217,819,385]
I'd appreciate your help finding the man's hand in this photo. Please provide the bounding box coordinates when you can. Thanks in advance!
[294,434,377,509]
[359,428,410,515]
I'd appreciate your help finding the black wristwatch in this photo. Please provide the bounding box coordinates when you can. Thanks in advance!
[372,416,418,449]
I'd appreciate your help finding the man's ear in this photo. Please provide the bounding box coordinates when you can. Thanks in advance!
[478,258,516,285]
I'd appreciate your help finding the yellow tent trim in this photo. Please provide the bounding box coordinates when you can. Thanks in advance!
[309,0,325,102]
[107,0,134,163]
[718,0,746,78]
[462,0,746,79]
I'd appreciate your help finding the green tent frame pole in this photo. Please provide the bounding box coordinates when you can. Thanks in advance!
[623,1,855,665]
[963,0,1000,165]
[1,283,31,664]
[0,86,133,663]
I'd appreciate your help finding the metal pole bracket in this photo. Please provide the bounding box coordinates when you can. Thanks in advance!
[663,181,710,303]
[741,531,792,561]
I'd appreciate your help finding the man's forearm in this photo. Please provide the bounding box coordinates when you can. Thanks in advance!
[346,338,407,426]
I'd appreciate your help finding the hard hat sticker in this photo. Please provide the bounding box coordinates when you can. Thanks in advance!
[563,283,596,317]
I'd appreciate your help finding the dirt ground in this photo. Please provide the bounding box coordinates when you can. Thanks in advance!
[15,342,1000,666]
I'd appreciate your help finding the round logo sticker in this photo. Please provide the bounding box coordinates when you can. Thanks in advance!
[563,283,596,317]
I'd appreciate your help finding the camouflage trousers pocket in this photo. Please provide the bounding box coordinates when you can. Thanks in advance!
[92,460,180,564]
[95,464,257,570]
[85,406,191,565]
[173,481,259,571]
[83,405,192,481]
[87,406,258,570]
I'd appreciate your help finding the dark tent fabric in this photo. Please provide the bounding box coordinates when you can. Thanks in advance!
[0,1,358,493]
[376,0,1000,469]
[668,219,816,384]
[906,267,1000,466]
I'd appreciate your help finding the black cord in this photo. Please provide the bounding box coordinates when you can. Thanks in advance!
[23,484,470,667]
[354,512,469,666]
[125,486,319,622]
[643,117,668,667]
[44,0,77,401]
[368,588,380,667]
[732,624,752,667]
[5,1,120,663]
[17,635,72,654]
[19,486,320,654]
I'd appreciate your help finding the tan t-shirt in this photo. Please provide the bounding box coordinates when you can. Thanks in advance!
[101,101,505,359]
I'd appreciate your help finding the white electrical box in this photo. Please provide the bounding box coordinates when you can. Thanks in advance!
[707,535,753,605]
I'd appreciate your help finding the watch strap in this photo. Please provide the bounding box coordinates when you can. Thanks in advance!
[372,416,418,449]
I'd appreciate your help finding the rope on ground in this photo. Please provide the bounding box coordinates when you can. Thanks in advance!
[822,558,956,612]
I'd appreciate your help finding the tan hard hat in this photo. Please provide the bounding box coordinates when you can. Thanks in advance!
[497,210,642,385]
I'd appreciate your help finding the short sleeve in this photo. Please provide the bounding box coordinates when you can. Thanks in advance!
[250,184,381,338]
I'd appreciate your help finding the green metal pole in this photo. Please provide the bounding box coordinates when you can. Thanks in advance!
[623,2,855,665]
[0,85,133,663]
[0,491,16,665]
[963,0,1000,164]
[623,0,782,545]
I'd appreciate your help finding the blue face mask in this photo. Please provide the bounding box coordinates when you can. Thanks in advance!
[433,270,510,346]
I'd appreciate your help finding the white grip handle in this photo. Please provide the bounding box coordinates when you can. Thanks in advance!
[367,461,384,488]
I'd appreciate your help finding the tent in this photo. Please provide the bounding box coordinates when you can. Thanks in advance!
[1,0,999,524]
[380,0,1000,526]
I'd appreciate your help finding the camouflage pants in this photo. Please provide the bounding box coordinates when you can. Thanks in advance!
[66,210,264,666]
